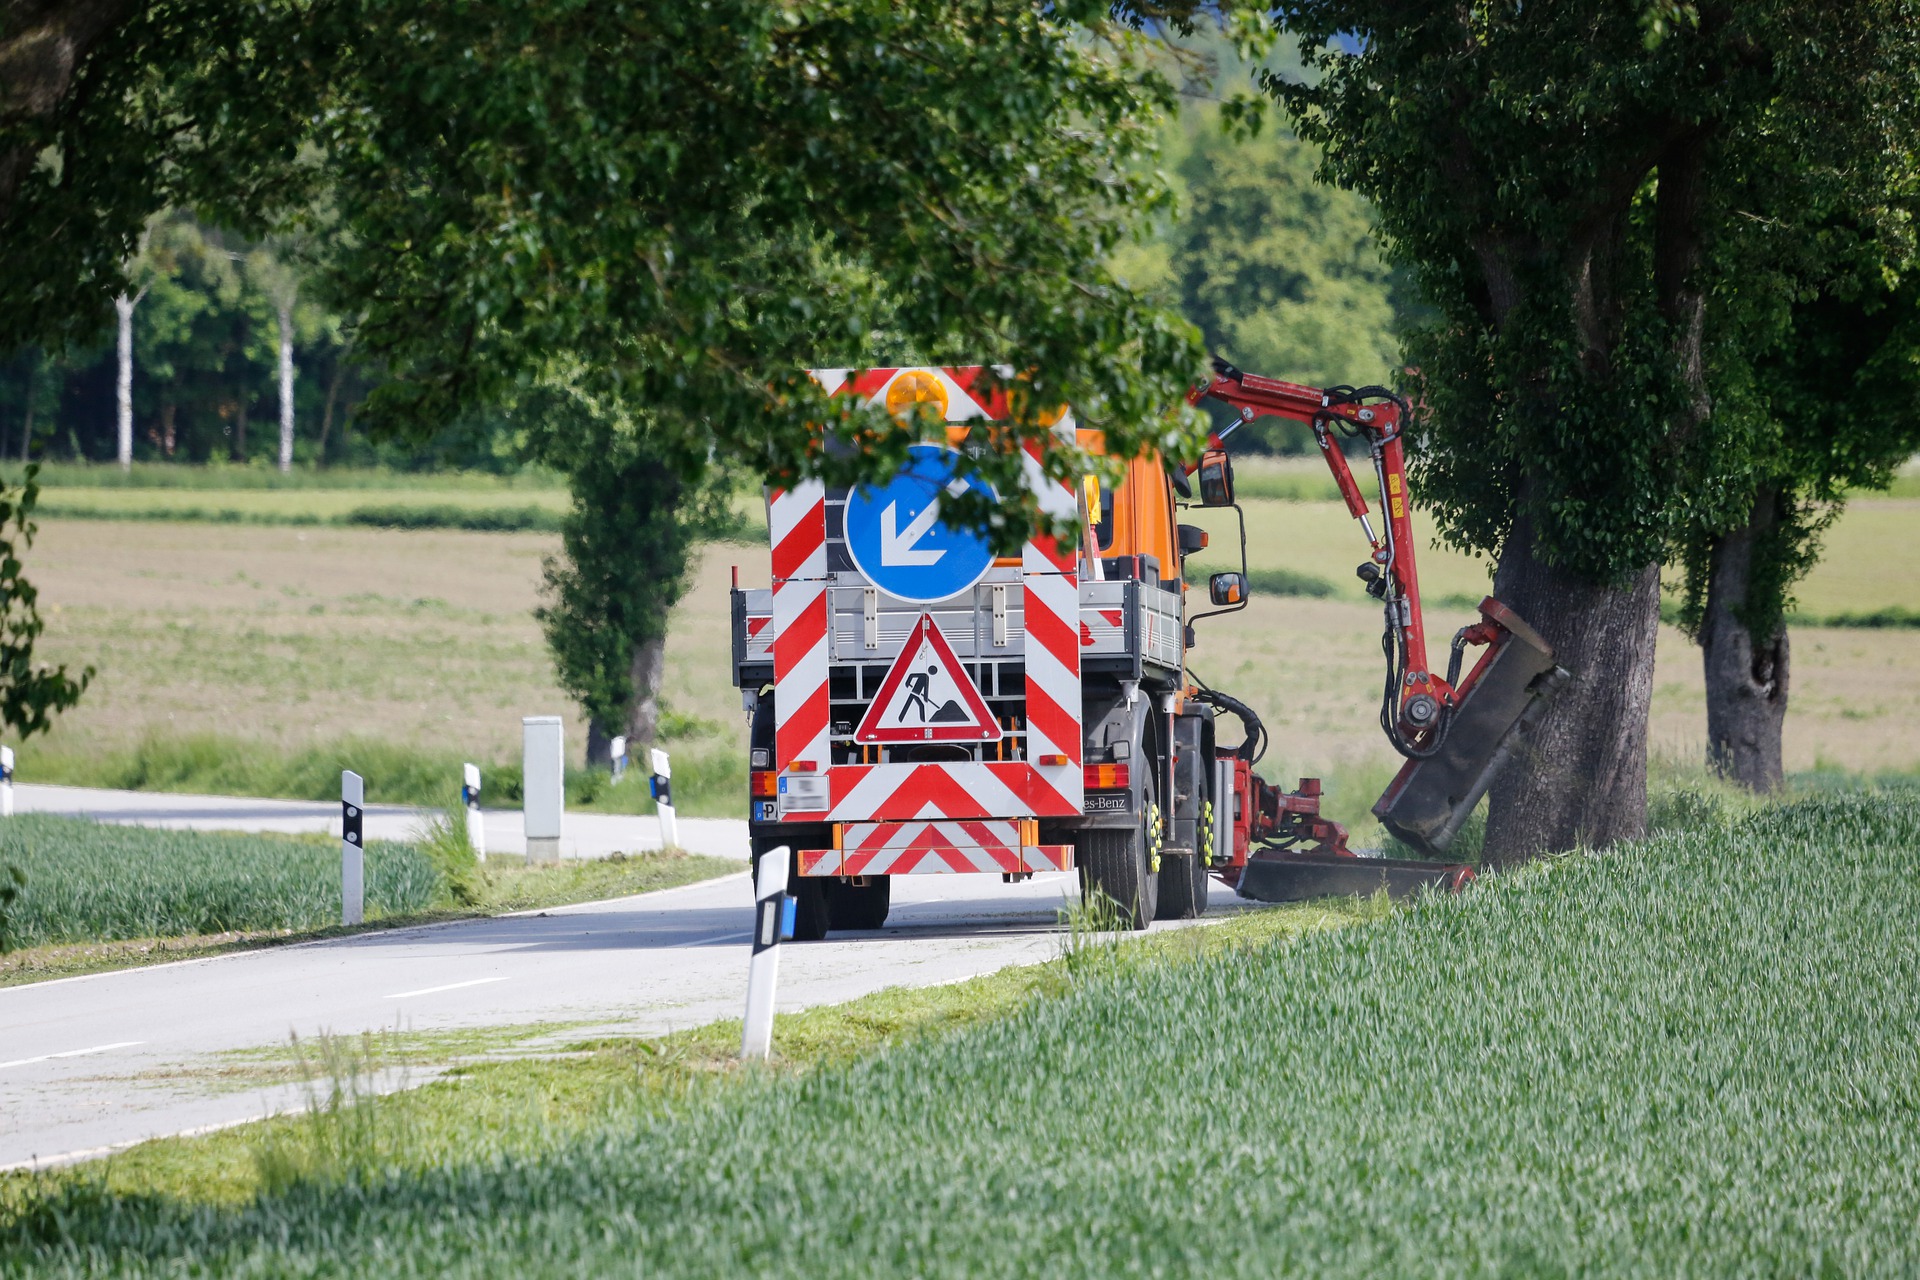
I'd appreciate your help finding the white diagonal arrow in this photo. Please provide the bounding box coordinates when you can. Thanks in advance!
[881,500,945,566]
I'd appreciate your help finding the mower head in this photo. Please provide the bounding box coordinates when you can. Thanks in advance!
[1373,598,1569,856]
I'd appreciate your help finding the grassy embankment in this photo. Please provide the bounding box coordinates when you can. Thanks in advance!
[0,814,735,987]
[4,786,1914,1274]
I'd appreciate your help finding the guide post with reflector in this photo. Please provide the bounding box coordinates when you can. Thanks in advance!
[741,845,793,1060]
[461,762,485,861]
[341,770,365,926]
[0,745,14,818]
[649,747,678,849]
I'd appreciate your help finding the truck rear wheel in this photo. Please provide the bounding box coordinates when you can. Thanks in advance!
[827,877,891,931]
[1077,828,1157,930]
[1075,777,1160,930]
[753,839,830,941]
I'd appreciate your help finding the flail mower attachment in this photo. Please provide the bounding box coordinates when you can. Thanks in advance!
[1373,598,1569,856]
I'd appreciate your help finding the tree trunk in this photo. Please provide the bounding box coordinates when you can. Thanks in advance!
[1481,506,1663,865]
[158,401,176,456]
[1700,489,1789,791]
[114,290,136,469]
[276,298,296,472]
[316,357,345,466]
[583,634,667,768]
[19,356,34,463]
[231,398,248,462]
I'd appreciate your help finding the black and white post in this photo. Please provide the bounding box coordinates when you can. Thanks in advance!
[462,762,486,861]
[341,770,365,926]
[0,746,13,818]
[649,748,679,850]
[741,845,791,1060]
[610,735,628,784]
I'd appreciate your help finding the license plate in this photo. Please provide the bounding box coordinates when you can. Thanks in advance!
[778,774,827,815]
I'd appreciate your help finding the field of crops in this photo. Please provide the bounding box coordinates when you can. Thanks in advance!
[0,816,436,950]
[6,788,1913,1273]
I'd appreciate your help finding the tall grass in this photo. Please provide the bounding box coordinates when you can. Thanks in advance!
[0,816,438,949]
[8,790,1917,1274]
[3,463,566,492]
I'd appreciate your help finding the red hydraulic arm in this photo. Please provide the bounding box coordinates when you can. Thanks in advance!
[1186,358,1481,755]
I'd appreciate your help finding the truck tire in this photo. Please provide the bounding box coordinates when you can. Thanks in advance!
[1155,852,1209,919]
[1155,797,1213,920]
[1075,774,1160,930]
[752,839,830,941]
[827,877,891,931]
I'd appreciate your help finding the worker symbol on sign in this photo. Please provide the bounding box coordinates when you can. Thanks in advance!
[856,614,1000,743]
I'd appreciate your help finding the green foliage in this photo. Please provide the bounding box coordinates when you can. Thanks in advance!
[1170,111,1410,393]
[9,791,1920,1272]
[0,466,88,737]
[413,799,484,908]
[1266,2,1920,589]
[293,0,1206,548]
[0,816,438,950]
[0,863,23,954]
[343,504,561,533]
[1244,565,1336,598]
[528,376,733,747]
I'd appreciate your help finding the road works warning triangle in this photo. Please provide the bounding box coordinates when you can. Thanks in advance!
[856,614,1001,744]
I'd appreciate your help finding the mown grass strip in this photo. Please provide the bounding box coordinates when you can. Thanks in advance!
[6,791,1916,1274]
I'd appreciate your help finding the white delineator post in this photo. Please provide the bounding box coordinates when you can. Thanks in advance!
[0,746,14,817]
[649,747,678,849]
[741,845,791,1060]
[341,770,365,926]
[462,762,486,862]
[610,735,628,784]
[522,716,564,863]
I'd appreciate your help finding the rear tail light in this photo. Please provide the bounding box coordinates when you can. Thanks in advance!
[787,760,819,773]
[1084,763,1130,789]
[1038,753,1071,767]
[750,771,779,797]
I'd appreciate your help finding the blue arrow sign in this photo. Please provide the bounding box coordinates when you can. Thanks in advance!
[844,444,997,603]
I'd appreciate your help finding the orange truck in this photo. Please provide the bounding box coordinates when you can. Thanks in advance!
[730,364,1564,938]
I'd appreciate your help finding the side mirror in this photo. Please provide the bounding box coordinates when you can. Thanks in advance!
[1197,449,1235,507]
[1209,571,1248,607]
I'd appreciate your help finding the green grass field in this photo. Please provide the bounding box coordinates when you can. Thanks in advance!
[4,787,1913,1274]
[0,817,438,949]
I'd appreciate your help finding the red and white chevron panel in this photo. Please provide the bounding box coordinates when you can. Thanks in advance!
[1019,439,1083,808]
[770,478,830,793]
[799,821,1073,877]
[826,761,1080,821]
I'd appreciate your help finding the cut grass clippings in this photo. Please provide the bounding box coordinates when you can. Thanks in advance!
[6,789,1917,1274]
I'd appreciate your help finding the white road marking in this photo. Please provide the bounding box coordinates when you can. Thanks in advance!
[0,1041,145,1071]
[384,977,508,1000]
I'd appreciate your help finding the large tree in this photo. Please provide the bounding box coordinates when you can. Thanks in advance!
[1263,1,1920,862]
[1680,236,1920,790]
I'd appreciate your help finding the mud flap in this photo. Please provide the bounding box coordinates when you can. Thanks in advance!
[1236,854,1472,903]
[1373,600,1569,856]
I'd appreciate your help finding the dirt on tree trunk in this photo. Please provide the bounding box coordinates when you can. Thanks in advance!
[1699,492,1789,792]
[1481,509,1662,866]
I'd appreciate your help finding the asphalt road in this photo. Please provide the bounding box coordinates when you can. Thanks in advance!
[1,863,1261,1171]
